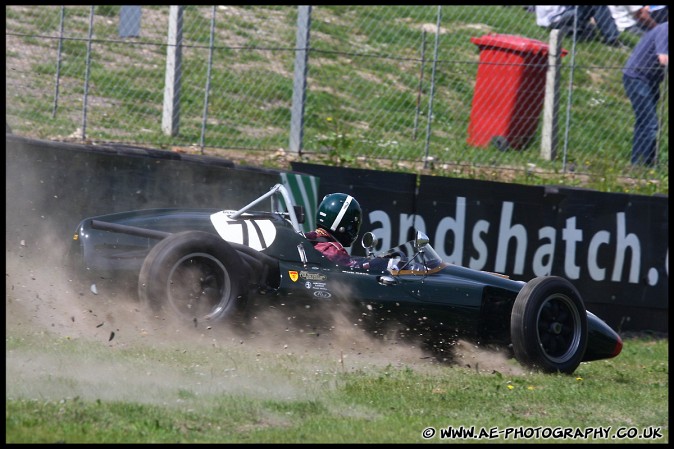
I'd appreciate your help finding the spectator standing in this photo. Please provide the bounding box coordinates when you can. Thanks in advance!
[648,5,668,24]
[535,5,621,45]
[609,5,659,36]
[622,21,668,166]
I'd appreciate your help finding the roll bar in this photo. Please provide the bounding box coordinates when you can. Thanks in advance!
[228,184,303,234]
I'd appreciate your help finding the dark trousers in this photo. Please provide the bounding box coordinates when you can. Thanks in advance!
[623,74,661,166]
[551,6,620,43]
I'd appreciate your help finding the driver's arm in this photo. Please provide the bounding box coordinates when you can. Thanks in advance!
[360,256,400,272]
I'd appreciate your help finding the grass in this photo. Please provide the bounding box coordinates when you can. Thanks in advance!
[5,330,668,444]
[4,5,668,196]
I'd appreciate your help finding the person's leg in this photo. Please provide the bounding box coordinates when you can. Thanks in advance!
[623,75,659,166]
[590,5,621,44]
[550,6,576,27]
[550,6,596,39]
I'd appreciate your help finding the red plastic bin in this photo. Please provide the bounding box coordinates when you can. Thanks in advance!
[467,34,567,150]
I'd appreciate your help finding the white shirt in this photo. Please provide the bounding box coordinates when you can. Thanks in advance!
[608,5,644,32]
[535,6,568,27]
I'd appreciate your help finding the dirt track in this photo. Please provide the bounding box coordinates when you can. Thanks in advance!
[6,229,526,406]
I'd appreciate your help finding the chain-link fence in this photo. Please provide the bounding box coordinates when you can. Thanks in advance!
[5,5,669,194]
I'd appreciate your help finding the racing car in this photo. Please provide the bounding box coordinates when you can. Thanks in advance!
[68,184,622,374]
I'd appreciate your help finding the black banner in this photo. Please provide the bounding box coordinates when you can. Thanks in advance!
[293,163,668,332]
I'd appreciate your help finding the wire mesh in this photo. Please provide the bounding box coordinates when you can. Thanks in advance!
[5,5,668,193]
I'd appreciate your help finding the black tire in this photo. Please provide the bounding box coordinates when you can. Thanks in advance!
[510,276,588,374]
[138,231,248,325]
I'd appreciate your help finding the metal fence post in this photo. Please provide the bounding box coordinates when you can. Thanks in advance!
[51,6,65,119]
[199,6,217,154]
[289,5,312,154]
[540,29,564,161]
[413,29,427,141]
[81,6,95,140]
[162,5,184,137]
[423,6,441,169]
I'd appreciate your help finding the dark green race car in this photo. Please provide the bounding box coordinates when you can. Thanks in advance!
[68,184,622,374]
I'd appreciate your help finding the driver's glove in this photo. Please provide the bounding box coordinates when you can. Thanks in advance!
[386,256,401,271]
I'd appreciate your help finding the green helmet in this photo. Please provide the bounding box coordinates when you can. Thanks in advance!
[316,193,362,247]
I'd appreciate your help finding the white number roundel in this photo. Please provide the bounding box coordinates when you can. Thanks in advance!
[210,211,277,251]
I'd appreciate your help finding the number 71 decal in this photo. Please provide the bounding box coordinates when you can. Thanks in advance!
[210,211,277,251]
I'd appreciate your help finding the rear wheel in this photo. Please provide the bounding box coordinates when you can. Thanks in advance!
[510,276,587,374]
[138,231,248,325]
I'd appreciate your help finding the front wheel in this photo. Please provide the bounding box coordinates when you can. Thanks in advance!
[138,231,248,325]
[510,276,588,374]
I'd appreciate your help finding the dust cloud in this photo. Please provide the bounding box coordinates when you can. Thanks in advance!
[6,240,524,408]
[5,247,427,406]
[5,145,523,408]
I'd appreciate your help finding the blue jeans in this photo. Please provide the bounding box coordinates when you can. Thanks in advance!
[623,74,660,166]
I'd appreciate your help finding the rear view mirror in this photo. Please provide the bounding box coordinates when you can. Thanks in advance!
[361,232,377,257]
[415,231,430,249]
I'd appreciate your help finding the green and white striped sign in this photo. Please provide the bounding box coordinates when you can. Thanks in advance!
[279,172,319,232]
